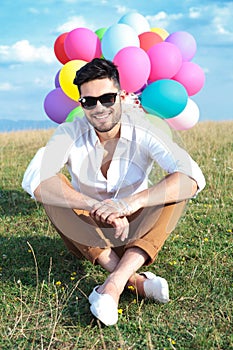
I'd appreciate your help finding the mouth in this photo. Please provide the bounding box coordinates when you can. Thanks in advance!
[92,112,111,120]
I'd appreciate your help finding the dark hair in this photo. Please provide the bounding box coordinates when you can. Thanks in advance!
[73,58,120,94]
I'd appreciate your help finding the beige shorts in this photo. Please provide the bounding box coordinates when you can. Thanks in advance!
[44,175,187,265]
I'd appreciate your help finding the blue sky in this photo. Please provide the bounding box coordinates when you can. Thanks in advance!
[0,0,233,122]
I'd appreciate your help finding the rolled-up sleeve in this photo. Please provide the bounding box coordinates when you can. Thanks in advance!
[147,131,206,196]
[22,123,75,199]
[22,147,46,199]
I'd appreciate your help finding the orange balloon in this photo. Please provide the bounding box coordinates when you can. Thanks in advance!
[139,31,163,52]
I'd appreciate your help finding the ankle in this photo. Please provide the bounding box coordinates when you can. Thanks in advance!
[127,274,146,296]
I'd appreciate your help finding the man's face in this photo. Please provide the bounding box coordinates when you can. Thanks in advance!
[79,78,124,134]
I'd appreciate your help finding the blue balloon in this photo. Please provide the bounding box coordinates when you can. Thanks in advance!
[140,79,188,119]
[101,23,139,61]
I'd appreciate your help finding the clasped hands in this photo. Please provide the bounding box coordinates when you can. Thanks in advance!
[90,198,137,242]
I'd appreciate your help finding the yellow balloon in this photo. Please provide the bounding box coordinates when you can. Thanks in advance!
[59,59,87,101]
[151,27,169,40]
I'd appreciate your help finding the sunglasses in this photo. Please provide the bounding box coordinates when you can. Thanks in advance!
[79,92,119,110]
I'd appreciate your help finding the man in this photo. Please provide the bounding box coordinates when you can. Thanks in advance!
[22,58,205,326]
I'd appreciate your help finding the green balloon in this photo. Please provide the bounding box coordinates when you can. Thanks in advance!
[66,106,84,122]
[95,27,107,41]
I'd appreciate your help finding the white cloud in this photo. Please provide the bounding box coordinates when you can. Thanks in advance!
[115,5,129,14]
[189,7,201,19]
[146,11,183,30]
[212,6,233,40]
[28,7,39,14]
[56,16,93,33]
[0,82,15,91]
[0,40,55,64]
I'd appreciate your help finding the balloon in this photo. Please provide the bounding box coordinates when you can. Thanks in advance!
[66,106,84,122]
[95,27,107,40]
[166,98,199,130]
[54,69,60,88]
[165,31,197,61]
[151,27,169,40]
[139,31,163,52]
[173,62,205,96]
[140,79,188,118]
[54,33,70,64]
[59,59,87,101]
[113,46,150,93]
[148,42,182,81]
[101,23,140,61]
[64,28,102,61]
[145,114,173,139]
[118,12,150,35]
[44,88,79,124]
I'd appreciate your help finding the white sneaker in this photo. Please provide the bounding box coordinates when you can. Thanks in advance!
[89,286,118,326]
[141,271,170,303]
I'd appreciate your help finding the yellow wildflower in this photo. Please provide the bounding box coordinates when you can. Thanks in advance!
[168,337,176,345]
[127,285,135,291]
[55,281,62,286]
[118,308,123,314]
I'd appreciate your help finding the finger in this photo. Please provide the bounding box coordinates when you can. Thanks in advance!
[106,212,121,223]
[120,218,129,241]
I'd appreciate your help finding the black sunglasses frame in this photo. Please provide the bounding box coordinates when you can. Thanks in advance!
[79,92,119,110]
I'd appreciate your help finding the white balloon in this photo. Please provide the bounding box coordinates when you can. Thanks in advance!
[166,98,200,130]
[118,12,150,35]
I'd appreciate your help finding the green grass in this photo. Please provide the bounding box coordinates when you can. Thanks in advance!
[0,122,232,349]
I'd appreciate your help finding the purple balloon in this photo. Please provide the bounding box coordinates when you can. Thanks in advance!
[54,69,61,88]
[44,88,79,124]
[165,31,197,61]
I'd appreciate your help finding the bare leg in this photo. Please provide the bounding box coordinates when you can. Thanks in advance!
[97,247,148,303]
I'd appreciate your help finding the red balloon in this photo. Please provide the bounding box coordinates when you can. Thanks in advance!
[54,33,70,64]
[139,31,163,52]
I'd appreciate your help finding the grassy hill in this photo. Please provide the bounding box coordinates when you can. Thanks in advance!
[0,122,232,349]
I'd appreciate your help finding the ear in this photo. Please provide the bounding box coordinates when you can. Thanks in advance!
[119,90,127,101]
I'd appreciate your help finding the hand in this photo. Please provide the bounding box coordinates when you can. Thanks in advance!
[90,199,132,242]
[111,216,129,242]
[91,198,134,223]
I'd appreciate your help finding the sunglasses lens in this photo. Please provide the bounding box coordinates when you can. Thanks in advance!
[99,93,117,107]
[79,93,118,110]
[80,97,97,110]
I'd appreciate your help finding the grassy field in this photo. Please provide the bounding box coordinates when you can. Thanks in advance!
[0,121,232,349]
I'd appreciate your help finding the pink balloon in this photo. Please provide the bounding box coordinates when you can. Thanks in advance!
[113,46,151,92]
[64,27,102,61]
[166,98,199,130]
[173,62,205,96]
[44,88,79,124]
[165,31,197,61]
[148,42,182,82]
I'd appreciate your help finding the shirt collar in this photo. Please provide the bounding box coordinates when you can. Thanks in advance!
[83,112,134,145]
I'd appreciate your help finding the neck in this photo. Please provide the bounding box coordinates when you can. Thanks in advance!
[96,122,121,143]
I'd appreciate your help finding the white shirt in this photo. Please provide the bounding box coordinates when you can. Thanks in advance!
[22,109,206,200]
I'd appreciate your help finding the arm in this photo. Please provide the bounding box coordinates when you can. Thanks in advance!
[34,174,130,242]
[34,174,98,211]
[91,172,197,223]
